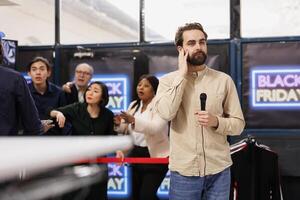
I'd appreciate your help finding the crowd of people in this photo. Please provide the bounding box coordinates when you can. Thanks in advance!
[0,22,245,200]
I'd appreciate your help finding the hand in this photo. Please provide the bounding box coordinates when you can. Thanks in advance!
[120,111,135,124]
[114,114,122,126]
[55,112,66,128]
[62,81,73,93]
[115,150,125,166]
[41,120,55,133]
[178,47,188,76]
[195,110,219,128]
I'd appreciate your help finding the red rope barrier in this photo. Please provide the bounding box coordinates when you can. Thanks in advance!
[79,157,169,164]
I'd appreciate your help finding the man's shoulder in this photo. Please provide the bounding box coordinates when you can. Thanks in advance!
[64,83,78,96]
[102,106,114,117]
[48,81,63,93]
[0,66,25,88]
[0,66,21,79]
[159,71,179,81]
[27,82,35,92]
[69,84,79,93]
[207,67,232,80]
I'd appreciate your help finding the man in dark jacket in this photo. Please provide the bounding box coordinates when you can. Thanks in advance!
[0,32,43,135]
[63,63,94,104]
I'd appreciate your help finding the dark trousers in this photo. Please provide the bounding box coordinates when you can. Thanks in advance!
[129,146,168,200]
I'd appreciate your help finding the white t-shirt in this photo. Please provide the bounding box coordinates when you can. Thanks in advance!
[129,102,147,147]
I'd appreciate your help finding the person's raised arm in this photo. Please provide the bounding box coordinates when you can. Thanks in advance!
[50,110,66,128]
[154,48,189,121]
[62,81,74,93]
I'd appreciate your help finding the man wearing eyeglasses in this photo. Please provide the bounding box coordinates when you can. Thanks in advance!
[63,63,94,104]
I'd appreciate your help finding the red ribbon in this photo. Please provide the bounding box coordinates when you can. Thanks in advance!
[78,157,169,164]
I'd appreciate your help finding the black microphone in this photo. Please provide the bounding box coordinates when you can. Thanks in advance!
[200,93,207,111]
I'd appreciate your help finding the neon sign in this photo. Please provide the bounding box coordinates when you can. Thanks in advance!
[24,73,130,112]
[157,171,170,199]
[107,164,169,199]
[22,73,32,84]
[92,74,130,113]
[251,67,300,108]
[107,163,131,198]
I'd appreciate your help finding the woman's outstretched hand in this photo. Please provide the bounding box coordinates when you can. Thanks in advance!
[120,111,135,124]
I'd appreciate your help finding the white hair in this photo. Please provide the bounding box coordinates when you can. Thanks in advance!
[75,63,94,75]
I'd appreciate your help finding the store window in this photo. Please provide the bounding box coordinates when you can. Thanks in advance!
[145,0,230,42]
[60,0,139,44]
[0,0,54,45]
[241,0,300,38]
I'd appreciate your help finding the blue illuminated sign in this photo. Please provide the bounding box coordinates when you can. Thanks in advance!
[107,164,169,199]
[155,72,166,79]
[157,170,170,199]
[22,74,130,112]
[250,67,300,108]
[107,163,131,198]
[21,73,32,83]
[92,74,130,113]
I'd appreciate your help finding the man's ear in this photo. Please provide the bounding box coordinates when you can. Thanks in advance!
[177,46,182,52]
[47,69,52,78]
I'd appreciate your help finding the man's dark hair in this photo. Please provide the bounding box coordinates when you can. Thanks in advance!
[26,56,52,72]
[175,22,208,47]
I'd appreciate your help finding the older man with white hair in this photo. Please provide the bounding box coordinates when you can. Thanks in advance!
[63,63,94,104]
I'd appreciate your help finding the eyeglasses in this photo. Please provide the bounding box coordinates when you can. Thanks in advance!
[75,70,91,76]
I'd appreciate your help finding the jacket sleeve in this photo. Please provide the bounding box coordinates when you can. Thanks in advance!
[215,77,245,136]
[16,75,43,135]
[154,72,187,121]
[55,103,79,121]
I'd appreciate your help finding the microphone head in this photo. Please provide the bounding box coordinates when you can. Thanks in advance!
[200,93,207,101]
[200,93,207,111]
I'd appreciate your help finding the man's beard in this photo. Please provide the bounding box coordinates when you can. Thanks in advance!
[187,51,207,66]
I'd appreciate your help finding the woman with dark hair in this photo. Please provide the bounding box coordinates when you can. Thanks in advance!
[50,81,114,135]
[50,81,115,200]
[114,74,169,200]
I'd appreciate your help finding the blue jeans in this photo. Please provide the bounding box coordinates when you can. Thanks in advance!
[169,167,230,200]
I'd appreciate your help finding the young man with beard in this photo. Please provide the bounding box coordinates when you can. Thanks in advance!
[154,23,245,200]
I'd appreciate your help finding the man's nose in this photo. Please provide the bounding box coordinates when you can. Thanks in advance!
[194,43,202,49]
